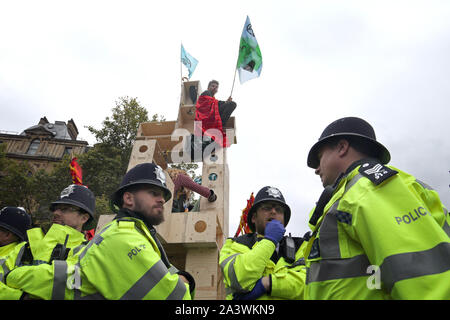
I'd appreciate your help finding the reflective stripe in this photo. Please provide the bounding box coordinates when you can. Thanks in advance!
[168,265,179,274]
[319,201,341,259]
[227,255,248,293]
[306,254,371,283]
[416,179,433,190]
[220,253,248,293]
[0,259,9,283]
[380,242,450,293]
[79,224,112,260]
[15,245,26,267]
[219,253,239,271]
[443,208,450,237]
[345,173,363,192]
[444,221,450,238]
[72,244,84,256]
[73,263,81,290]
[52,260,68,300]
[317,173,363,260]
[166,277,187,300]
[120,260,168,300]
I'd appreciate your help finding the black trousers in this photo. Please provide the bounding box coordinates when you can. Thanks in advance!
[218,101,237,127]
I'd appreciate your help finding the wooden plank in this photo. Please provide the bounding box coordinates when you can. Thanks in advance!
[139,121,177,137]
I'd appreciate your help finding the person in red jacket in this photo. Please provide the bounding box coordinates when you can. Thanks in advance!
[195,80,237,148]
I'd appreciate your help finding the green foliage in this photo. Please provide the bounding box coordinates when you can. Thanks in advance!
[86,96,149,165]
[0,156,36,215]
[169,162,200,180]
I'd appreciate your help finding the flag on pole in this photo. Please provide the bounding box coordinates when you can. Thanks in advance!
[236,16,262,84]
[181,44,198,79]
[70,157,83,186]
[69,157,95,240]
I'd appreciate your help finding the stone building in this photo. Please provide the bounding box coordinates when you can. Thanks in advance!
[0,117,88,172]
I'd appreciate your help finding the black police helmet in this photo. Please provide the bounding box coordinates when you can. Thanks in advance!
[110,163,172,207]
[50,184,96,219]
[247,186,291,233]
[0,207,32,241]
[307,117,391,169]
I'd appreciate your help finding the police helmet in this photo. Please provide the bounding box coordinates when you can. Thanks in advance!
[50,184,96,220]
[247,186,291,232]
[307,117,391,169]
[0,207,32,241]
[111,162,172,207]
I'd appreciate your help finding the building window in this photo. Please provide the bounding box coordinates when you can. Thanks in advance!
[26,139,40,155]
[64,147,73,156]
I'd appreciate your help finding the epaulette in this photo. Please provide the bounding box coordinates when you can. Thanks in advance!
[358,159,398,185]
[232,233,258,249]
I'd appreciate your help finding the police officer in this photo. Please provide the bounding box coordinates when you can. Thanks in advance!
[6,165,195,300]
[26,184,96,264]
[0,206,31,299]
[219,186,308,300]
[304,116,450,299]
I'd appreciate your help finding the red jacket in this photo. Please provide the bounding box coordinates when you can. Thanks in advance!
[195,95,228,147]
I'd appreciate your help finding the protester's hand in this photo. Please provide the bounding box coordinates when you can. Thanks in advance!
[264,220,285,245]
[227,96,233,102]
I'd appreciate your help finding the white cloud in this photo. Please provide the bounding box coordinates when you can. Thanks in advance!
[1,0,449,236]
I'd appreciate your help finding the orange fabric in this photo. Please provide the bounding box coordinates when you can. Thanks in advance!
[234,192,254,237]
[70,157,83,185]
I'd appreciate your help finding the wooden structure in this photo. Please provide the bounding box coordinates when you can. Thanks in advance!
[97,80,236,299]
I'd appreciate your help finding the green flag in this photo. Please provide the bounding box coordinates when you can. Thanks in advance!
[236,16,262,84]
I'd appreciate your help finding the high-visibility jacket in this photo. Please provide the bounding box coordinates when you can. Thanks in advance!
[2,224,88,300]
[7,213,193,300]
[0,241,27,299]
[304,159,450,300]
[219,233,308,300]
[27,224,86,264]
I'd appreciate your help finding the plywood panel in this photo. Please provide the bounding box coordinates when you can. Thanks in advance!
[185,247,219,300]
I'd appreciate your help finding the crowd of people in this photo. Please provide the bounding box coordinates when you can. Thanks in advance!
[1,99,449,299]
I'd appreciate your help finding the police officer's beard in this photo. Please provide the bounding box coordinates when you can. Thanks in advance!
[133,198,165,226]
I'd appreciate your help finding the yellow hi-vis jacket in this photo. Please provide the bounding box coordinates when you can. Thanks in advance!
[0,241,27,299]
[219,233,308,300]
[304,159,450,300]
[2,224,87,300]
[7,214,193,300]
[27,224,86,264]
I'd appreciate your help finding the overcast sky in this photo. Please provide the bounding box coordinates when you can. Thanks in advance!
[1,0,449,237]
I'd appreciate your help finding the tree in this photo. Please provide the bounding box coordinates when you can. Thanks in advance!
[0,144,36,213]
[0,95,205,229]
[86,96,150,170]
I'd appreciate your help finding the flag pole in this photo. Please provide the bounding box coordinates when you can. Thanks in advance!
[230,69,237,98]
[230,41,240,98]
[180,42,183,84]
